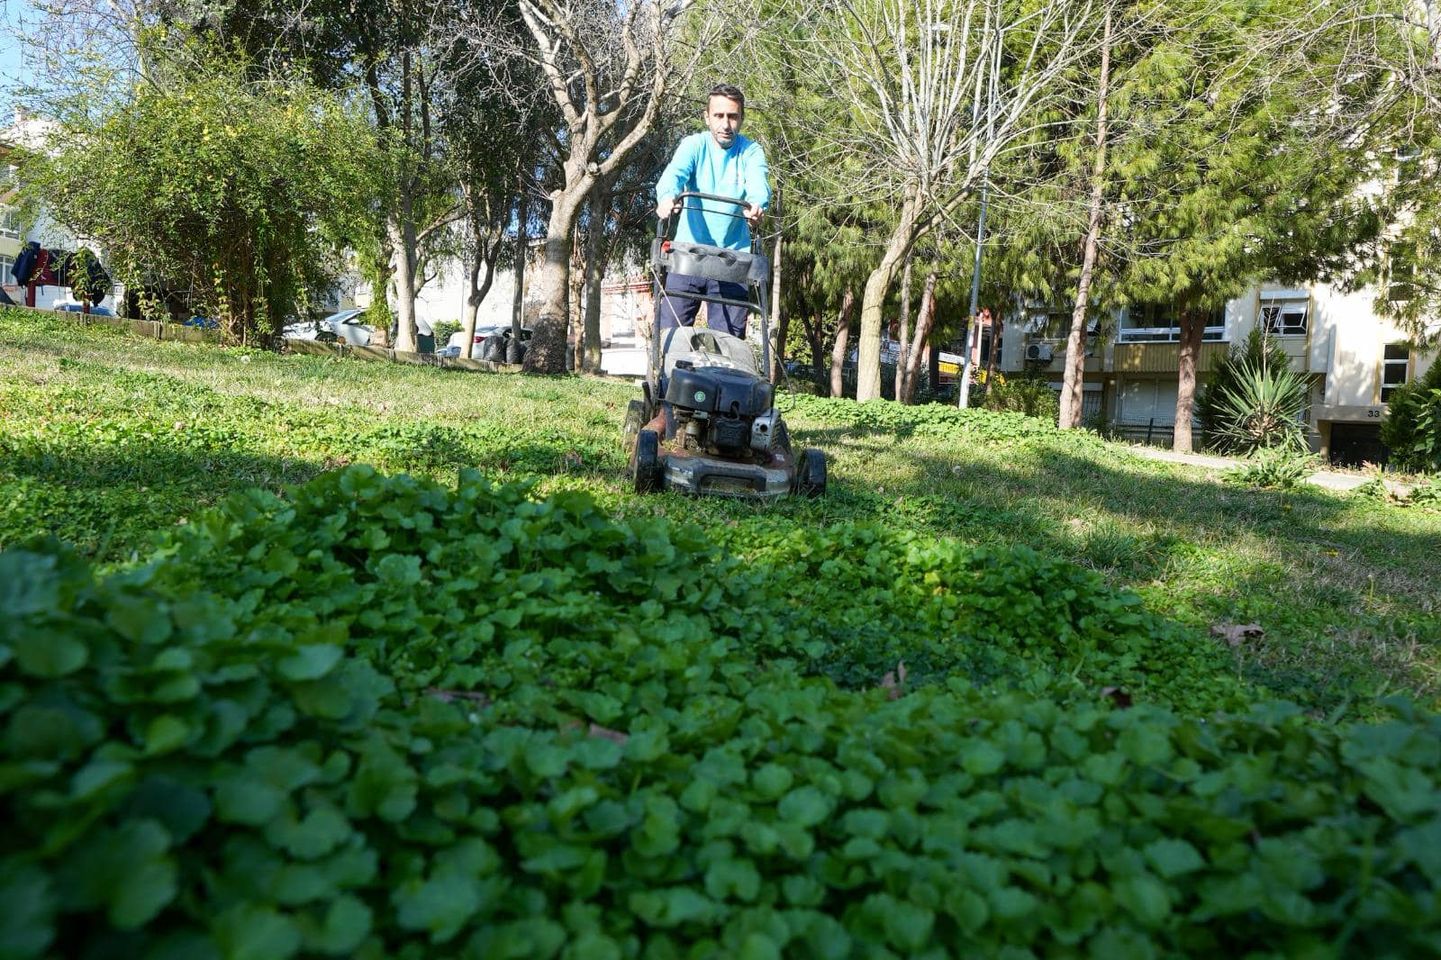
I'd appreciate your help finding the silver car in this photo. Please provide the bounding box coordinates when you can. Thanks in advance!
[282,309,378,346]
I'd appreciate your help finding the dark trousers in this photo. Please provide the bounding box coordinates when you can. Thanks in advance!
[656,272,749,339]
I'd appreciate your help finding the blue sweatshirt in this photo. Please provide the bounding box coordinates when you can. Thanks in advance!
[656,132,770,251]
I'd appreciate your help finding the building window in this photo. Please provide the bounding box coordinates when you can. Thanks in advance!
[0,206,19,240]
[1381,344,1409,403]
[1118,303,1225,343]
[1260,296,1308,337]
[0,255,13,286]
[1118,379,1180,424]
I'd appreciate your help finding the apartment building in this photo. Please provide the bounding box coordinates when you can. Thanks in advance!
[1000,282,1438,464]
[0,143,20,300]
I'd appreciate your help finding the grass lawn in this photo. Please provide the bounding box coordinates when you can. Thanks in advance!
[2,306,1438,711]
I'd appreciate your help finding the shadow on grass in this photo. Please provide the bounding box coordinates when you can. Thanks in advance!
[770,432,1440,707]
[0,428,633,563]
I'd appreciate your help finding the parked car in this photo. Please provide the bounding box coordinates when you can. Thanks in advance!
[440,324,533,360]
[282,308,378,346]
[55,303,116,317]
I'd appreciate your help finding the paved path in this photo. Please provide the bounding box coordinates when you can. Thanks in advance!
[1120,444,1412,495]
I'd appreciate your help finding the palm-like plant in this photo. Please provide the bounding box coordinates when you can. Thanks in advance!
[1210,358,1311,455]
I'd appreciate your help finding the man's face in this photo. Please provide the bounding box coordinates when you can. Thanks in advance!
[706,95,743,149]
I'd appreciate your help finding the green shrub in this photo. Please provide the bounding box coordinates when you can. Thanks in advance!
[1409,477,1441,508]
[1225,447,1318,491]
[1198,331,1310,455]
[3,468,1440,958]
[1381,358,1441,474]
[790,393,1080,446]
[1207,360,1311,455]
[434,320,463,347]
[982,374,1060,422]
[1198,330,1293,444]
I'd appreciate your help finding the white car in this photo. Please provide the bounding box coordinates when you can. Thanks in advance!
[283,309,379,346]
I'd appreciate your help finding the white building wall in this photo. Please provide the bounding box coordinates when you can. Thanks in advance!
[1312,282,1409,408]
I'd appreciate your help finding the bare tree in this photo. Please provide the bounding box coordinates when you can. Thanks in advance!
[788,0,1101,401]
[901,270,938,402]
[1058,3,1111,429]
[458,0,724,374]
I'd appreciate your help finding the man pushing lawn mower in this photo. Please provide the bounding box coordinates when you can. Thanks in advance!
[623,83,826,500]
[654,83,769,339]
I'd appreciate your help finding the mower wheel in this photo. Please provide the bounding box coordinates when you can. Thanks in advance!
[798,448,826,497]
[622,399,646,440]
[634,429,662,493]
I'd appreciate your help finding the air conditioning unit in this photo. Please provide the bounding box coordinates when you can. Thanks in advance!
[1025,342,1054,362]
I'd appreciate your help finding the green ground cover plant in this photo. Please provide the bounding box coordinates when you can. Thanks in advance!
[4,469,1439,958]
[2,308,1438,710]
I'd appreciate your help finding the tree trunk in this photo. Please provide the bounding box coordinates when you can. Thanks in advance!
[902,271,938,403]
[984,316,1001,397]
[1173,308,1206,452]
[582,187,607,373]
[387,210,419,353]
[929,340,940,393]
[511,179,529,343]
[856,192,922,401]
[1059,5,1111,430]
[570,221,585,371]
[801,309,826,385]
[462,239,499,359]
[523,189,586,374]
[830,287,855,398]
[895,258,912,401]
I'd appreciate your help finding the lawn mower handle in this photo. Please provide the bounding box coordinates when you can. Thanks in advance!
[657,191,760,239]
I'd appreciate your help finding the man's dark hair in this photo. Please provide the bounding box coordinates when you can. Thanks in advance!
[707,83,746,114]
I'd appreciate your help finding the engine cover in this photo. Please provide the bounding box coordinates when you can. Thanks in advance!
[665,366,773,417]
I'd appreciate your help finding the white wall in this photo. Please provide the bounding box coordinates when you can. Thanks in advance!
[1312,282,1410,408]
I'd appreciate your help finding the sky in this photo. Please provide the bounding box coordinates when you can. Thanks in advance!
[0,0,30,111]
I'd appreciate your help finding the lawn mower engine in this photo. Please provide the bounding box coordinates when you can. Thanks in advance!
[664,362,779,457]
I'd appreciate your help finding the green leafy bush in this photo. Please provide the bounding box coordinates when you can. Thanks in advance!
[3,468,1440,958]
[982,375,1061,422]
[1381,358,1441,473]
[790,394,1080,446]
[18,36,381,341]
[1225,447,1318,491]
[1410,477,1441,508]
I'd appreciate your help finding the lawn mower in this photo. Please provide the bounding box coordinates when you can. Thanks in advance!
[623,191,825,499]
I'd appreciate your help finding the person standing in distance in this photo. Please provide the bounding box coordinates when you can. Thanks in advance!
[655,83,770,340]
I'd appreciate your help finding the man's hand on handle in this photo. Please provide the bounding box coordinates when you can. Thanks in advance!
[657,196,763,227]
